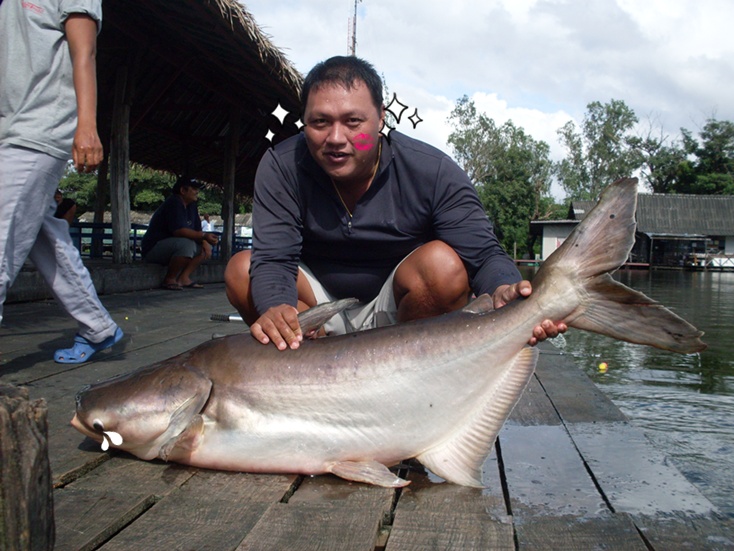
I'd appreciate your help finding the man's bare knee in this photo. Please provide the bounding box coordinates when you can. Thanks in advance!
[225,250,252,286]
[225,250,255,321]
[395,241,470,320]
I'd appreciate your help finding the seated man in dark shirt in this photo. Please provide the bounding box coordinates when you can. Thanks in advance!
[224,56,566,349]
[142,177,218,290]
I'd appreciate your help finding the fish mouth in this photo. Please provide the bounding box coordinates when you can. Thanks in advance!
[70,413,103,443]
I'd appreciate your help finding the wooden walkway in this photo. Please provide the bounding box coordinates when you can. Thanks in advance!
[2,284,733,550]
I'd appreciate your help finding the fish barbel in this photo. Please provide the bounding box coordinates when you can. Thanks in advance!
[71,178,706,487]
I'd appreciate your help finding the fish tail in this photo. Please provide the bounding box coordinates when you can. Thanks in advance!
[541,178,706,354]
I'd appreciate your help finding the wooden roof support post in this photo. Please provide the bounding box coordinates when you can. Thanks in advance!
[0,384,54,550]
[220,106,240,261]
[110,64,133,264]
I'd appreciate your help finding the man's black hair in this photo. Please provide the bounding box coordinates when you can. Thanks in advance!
[301,56,384,114]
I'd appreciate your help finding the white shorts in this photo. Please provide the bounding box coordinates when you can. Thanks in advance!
[299,262,402,335]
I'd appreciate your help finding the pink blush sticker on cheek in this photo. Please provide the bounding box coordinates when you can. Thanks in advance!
[353,133,375,151]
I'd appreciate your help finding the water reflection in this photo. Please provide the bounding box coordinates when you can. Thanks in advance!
[521,267,734,518]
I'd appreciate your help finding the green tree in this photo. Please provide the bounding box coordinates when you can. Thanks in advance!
[128,164,177,211]
[448,96,554,258]
[59,163,225,215]
[556,99,642,200]
[676,119,734,194]
[626,118,686,194]
[57,164,97,213]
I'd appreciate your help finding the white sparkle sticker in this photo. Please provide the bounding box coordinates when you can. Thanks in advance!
[101,430,123,451]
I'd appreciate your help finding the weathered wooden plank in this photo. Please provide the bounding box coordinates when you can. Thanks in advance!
[508,374,562,426]
[236,502,382,551]
[514,513,647,550]
[535,346,627,423]
[0,327,231,389]
[397,476,506,517]
[565,421,716,517]
[177,470,299,503]
[399,456,506,515]
[64,454,197,496]
[633,513,734,550]
[386,510,514,551]
[54,487,156,551]
[99,498,268,551]
[291,473,395,518]
[385,454,511,550]
[499,424,607,517]
[0,284,240,385]
[99,471,295,550]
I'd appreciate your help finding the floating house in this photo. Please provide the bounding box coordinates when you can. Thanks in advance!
[531,194,734,269]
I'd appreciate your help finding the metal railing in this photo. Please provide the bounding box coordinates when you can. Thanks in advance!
[68,223,252,260]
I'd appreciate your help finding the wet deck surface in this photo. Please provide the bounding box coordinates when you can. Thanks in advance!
[2,284,733,550]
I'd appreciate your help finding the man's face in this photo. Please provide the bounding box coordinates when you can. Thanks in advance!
[180,185,199,205]
[303,81,385,185]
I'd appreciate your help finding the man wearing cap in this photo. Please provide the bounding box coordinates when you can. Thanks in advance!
[142,177,219,290]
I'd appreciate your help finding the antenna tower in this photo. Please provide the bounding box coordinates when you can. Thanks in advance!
[348,0,361,55]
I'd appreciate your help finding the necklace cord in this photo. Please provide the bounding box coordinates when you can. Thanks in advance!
[331,140,382,219]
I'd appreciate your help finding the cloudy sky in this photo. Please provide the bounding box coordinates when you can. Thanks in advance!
[242,0,734,199]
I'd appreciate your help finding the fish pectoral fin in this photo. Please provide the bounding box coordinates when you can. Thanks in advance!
[327,460,410,488]
[159,414,205,461]
[417,347,539,487]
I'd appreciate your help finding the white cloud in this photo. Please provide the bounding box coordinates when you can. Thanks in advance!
[242,0,734,199]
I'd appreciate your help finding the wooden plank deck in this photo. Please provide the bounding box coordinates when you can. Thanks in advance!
[2,284,733,550]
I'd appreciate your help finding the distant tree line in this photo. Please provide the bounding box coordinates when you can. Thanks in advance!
[58,163,237,218]
[447,95,734,258]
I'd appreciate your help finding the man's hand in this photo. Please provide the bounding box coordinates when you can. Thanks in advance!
[71,127,103,173]
[66,14,103,173]
[250,304,303,351]
[492,280,568,346]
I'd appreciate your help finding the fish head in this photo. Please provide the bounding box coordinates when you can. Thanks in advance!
[71,360,212,460]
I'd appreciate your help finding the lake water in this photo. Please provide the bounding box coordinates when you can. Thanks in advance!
[520,267,734,518]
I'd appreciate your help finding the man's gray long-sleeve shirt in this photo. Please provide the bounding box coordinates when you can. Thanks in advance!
[250,130,521,314]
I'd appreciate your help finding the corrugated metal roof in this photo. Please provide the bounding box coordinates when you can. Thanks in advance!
[570,194,734,236]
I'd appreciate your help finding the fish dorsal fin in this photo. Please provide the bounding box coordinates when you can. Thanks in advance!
[416,346,539,487]
[461,294,495,315]
[297,298,360,334]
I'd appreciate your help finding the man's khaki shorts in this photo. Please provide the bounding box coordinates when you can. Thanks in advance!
[299,262,403,335]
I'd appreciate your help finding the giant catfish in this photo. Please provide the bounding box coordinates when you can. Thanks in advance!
[71,178,706,487]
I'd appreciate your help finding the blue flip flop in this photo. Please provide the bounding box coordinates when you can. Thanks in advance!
[54,327,124,364]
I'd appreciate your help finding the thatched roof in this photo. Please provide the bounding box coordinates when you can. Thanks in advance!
[569,194,734,236]
[97,0,303,197]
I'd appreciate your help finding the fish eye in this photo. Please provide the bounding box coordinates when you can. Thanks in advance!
[92,419,104,431]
